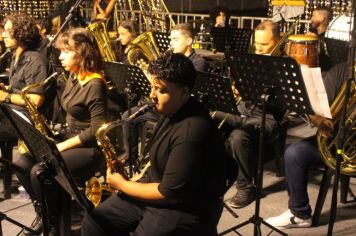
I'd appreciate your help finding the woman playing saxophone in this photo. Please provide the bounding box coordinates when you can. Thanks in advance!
[13,27,110,235]
[0,14,52,142]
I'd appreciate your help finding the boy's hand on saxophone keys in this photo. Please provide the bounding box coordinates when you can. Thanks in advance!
[106,168,126,190]
[0,90,8,102]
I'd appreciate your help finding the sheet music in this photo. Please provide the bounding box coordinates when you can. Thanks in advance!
[300,65,332,119]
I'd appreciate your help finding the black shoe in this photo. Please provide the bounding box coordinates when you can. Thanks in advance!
[22,214,42,235]
[228,189,256,209]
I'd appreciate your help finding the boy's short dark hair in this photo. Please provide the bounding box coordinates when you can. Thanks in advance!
[148,52,196,91]
[314,6,333,23]
[170,23,194,39]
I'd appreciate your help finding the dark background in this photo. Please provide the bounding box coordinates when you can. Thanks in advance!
[164,0,268,15]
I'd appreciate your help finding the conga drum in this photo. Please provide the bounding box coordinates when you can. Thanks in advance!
[285,34,319,67]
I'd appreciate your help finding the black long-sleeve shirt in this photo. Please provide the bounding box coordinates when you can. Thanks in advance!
[61,75,108,145]
[8,50,52,116]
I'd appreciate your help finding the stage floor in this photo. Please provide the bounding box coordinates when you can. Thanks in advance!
[1,161,356,236]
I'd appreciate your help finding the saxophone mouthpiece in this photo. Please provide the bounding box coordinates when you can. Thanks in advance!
[45,72,59,83]
[44,72,58,84]
[128,101,156,120]
[0,49,12,60]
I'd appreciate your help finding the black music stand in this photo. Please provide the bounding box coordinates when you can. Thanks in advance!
[103,62,151,98]
[219,52,315,236]
[210,28,252,53]
[152,31,171,53]
[103,62,151,176]
[193,71,239,115]
[0,104,93,236]
[193,71,240,219]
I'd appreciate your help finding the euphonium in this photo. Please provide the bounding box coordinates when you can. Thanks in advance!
[85,102,156,207]
[126,31,161,65]
[19,72,59,154]
[317,80,355,175]
[87,19,117,62]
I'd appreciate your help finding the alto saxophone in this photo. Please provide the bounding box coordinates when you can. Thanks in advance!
[85,102,156,207]
[19,72,58,154]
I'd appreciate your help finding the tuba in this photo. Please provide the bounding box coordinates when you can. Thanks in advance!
[317,80,355,175]
[19,72,59,154]
[87,19,117,62]
[125,31,161,65]
[85,102,155,207]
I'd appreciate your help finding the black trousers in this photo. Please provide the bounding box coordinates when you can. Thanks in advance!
[14,146,104,201]
[213,111,277,191]
[82,193,222,236]
[13,145,104,221]
[0,110,20,141]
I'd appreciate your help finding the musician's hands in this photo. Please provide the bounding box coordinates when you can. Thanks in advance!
[215,15,225,27]
[106,168,127,190]
[318,119,334,138]
[231,84,240,98]
[56,142,66,152]
[0,90,8,102]
[306,31,318,37]
[310,115,334,138]
[0,83,6,91]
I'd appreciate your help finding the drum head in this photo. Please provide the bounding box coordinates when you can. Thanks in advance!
[287,34,318,42]
[326,14,354,41]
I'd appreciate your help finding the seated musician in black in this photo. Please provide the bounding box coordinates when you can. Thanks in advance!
[81,52,229,236]
[309,6,333,71]
[121,23,208,162]
[206,5,231,33]
[0,14,52,142]
[170,23,208,72]
[13,28,108,235]
[114,20,138,63]
[213,20,284,209]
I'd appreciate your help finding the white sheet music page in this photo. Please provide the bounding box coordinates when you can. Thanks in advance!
[300,65,332,119]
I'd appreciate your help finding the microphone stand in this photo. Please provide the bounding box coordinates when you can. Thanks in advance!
[47,0,84,48]
[327,5,355,236]
[124,83,135,177]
